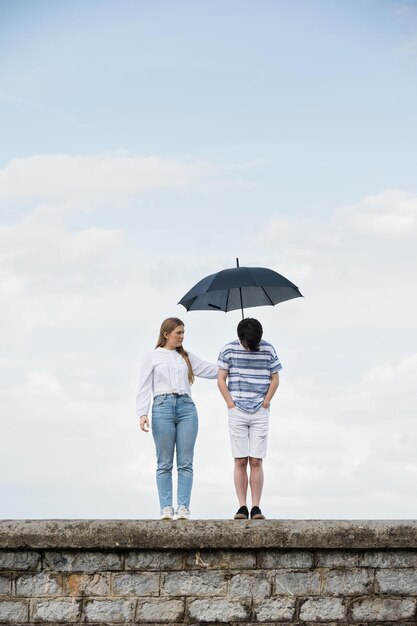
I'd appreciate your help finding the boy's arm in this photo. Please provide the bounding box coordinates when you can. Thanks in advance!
[262,372,279,408]
[217,368,236,409]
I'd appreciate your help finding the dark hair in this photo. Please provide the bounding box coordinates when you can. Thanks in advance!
[237,318,263,351]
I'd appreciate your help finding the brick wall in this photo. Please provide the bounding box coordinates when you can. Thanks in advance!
[0,520,416,624]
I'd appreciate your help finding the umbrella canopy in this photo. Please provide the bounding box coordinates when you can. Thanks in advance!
[178,259,303,319]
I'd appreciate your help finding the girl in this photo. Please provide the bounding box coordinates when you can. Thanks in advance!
[137,317,217,520]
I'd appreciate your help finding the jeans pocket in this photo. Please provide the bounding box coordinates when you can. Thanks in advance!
[153,394,166,406]
[181,395,194,404]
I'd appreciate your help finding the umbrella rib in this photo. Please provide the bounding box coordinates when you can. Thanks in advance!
[261,286,275,306]
[225,288,230,312]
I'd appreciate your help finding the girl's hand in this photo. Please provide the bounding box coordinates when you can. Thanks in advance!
[140,415,150,432]
[262,401,270,409]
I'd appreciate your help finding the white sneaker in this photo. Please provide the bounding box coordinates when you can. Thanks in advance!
[160,506,174,520]
[175,506,190,520]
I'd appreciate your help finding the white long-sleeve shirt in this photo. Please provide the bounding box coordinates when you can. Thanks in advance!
[136,347,218,417]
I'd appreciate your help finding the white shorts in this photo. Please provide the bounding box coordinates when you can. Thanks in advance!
[227,405,270,459]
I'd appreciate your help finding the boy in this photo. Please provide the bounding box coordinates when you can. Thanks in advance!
[217,318,281,519]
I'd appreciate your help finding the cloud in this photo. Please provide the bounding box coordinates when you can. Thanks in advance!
[341,189,417,236]
[26,370,64,398]
[255,189,417,326]
[0,152,218,212]
[1,169,417,517]
[0,220,125,298]
[344,352,417,420]
[390,1,417,62]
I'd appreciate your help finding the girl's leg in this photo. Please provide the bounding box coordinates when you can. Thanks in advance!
[151,396,176,510]
[175,396,198,509]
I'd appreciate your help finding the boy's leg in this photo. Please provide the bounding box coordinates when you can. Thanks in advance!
[248,457,264,507]
[228,406,250,507]
[248,407,269,508]
[234,457,249,505]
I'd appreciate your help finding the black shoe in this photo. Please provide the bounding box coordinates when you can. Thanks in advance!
[234,505,249,520]
[251,506,266,519]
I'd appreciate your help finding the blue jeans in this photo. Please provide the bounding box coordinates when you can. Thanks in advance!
[151,393,198,510]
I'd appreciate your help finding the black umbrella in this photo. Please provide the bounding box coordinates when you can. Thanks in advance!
[178,258,303,319]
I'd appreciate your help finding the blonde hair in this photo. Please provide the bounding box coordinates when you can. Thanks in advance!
[156,317,195,384]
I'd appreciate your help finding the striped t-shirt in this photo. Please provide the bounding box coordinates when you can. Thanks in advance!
[218,340,282,413]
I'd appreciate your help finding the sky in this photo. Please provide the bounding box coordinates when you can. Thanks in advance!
[1,0,416,520]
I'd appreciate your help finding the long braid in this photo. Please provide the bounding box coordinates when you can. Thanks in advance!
[176,346,195,385]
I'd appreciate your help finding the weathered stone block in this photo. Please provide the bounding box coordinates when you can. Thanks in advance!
[44,551,122,572]
[162,571,226,597]
[0,576,10,596]
[188,599,248,622]
[113,572,160,596]
[274,571,321,596]
[259,550,314,569]
[126,550,183,570]
[84,598,135,622]
[360,550,417,568]
[376,568,417,594]
[316,550,359,567]
[0,551,40,571]
[324,568,372,595]
[136,599,185,622]
[32,599,81,622]
[0,600,28,622]
[64,573,110,596]
[15,571,61,597]
[352,597,417,621]
[229,572,271,599]
[0,521,416,626]
[299,598,346,621]
[253,597,296,621]
[184,550,256,570]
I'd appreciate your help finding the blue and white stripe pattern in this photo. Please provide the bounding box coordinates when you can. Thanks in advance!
[218,340,282,413]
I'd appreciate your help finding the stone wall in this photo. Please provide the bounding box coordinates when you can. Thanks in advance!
[0,520,416,624]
